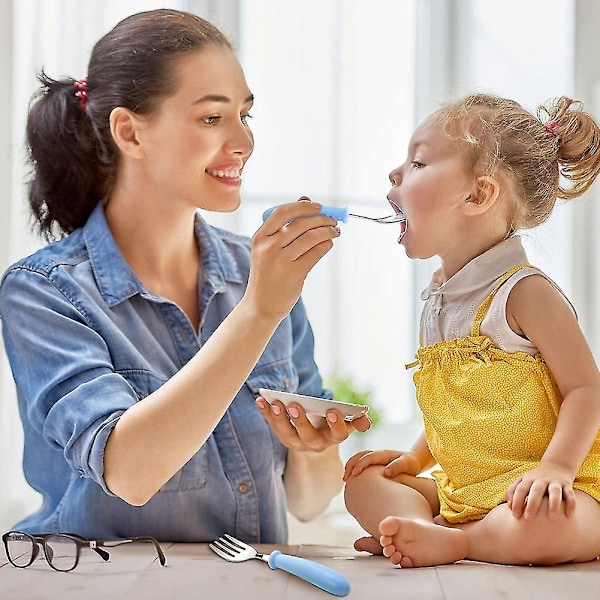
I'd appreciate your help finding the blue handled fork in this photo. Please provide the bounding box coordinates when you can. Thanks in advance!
[210,534,350,597]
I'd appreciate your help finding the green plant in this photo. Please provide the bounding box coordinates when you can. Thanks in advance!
[325,373,382,429]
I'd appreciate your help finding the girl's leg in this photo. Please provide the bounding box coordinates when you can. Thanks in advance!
[379,490,600,567]
[344,465,470,565]
[456,490,600,565]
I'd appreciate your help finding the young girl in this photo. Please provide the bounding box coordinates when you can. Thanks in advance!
[343,93,600,567]
[0,9,369,543]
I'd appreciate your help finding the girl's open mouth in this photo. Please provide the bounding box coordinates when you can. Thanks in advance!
[388,199,407,243]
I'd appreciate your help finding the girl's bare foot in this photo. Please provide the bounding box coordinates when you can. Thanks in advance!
[353,535,384,555]
[379,516,470,567]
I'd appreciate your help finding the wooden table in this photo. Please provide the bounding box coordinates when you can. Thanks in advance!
[2,541,600,599]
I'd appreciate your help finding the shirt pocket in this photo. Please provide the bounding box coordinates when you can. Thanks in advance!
[245,359,298,479]
[245,357,299,398]
[120,369,208,492]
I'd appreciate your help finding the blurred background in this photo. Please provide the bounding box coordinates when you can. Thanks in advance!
[1,0,599,544]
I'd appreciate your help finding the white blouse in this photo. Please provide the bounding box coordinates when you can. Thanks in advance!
[419,236,573,356]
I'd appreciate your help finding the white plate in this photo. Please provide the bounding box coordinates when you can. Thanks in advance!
[258,388,369,421]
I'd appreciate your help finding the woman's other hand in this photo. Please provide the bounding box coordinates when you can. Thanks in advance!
[255,397,371,453]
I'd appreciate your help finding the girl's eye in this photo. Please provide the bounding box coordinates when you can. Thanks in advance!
[203,116,220,125]
[411,161,424,169]
[241,113,253,126]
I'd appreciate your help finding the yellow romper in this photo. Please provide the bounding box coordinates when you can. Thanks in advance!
[411,264,600,523]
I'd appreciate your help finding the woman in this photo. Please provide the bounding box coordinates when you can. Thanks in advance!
[0,8,369,542]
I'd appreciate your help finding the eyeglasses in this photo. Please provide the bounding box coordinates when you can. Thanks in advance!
[2,531,166,572]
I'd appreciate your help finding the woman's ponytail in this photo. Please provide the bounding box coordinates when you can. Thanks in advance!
[26,71,104,240]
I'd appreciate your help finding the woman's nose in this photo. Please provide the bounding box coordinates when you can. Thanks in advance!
[227,122,254,157]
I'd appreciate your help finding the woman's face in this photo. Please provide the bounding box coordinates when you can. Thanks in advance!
[132,46,254,213]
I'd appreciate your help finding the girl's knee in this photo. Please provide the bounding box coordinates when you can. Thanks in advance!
[343,465,387,513]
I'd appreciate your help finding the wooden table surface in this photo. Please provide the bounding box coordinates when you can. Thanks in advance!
[2,541,600,599]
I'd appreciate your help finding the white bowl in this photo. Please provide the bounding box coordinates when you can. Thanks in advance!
[259,388,369,422]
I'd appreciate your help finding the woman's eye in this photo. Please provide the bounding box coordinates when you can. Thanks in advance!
[241,113,253,126]
[203,116,220,125]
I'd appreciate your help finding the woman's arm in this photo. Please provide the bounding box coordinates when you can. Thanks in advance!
[104,203,340,505]
[284,445,344,522]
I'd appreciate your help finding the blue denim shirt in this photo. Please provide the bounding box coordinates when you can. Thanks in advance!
[0,203,331,543]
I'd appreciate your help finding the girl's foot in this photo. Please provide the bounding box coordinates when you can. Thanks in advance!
[353,535,384,555]
[379,516,470,567]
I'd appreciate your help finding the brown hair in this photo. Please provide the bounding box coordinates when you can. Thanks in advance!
[433,93,600,230]
[26,9,233,240]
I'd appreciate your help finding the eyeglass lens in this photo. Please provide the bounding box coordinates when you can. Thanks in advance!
[5,532,78,571]
[44,535,78,571]
[5,532,34,567]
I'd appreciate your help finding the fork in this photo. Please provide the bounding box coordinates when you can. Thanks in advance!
[347,211,405,224]
[210,534,350,597]
[262,203,406,225]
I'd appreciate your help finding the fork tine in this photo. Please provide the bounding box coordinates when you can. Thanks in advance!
[223,534,249,551]
[210,544,236,562]
[218,536,245,554]
[211,539,237,558]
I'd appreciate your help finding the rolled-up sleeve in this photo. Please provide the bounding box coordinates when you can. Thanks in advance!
[0,266,138,493]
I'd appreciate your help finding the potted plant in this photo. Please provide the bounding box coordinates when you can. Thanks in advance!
[326,373,382,430]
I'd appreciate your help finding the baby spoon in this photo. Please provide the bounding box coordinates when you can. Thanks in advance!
[262,204,406,225]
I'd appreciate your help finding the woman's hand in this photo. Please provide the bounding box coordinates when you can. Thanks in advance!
[343,449,423,481]
[255,397,371,453]
[246,199,340,321]
[506,462,577,520]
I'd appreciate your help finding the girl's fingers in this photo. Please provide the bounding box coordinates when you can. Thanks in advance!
[384,457,411,478]
[563,485,577,517]
[509,480,530,518]
[546,484,563,520]
[343,451,372,480]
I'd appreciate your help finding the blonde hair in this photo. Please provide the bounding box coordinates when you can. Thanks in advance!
[433,93,600,230]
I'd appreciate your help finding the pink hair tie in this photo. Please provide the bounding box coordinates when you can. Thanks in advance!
[545,121,560,137]
[73,78,88,110]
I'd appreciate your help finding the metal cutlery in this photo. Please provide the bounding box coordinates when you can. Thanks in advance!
[210,533,350,597]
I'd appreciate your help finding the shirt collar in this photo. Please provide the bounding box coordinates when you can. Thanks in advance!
[420,236,528,301]
[83,203,243,307]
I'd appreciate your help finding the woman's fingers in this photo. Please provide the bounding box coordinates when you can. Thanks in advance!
[259,199,323,236]
[255,398,358,452]
[248,202,340,320]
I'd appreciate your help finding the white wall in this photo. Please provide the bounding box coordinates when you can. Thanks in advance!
[2,0,599,533]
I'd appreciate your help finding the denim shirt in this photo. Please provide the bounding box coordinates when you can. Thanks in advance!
[0,203,331,543]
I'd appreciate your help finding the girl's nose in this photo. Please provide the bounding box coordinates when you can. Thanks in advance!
[389,166,402,186]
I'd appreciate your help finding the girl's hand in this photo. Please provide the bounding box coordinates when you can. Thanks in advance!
[343,449,422,481]
[506,462,577,520]
[246,199,340,321]
[255,397,371,453]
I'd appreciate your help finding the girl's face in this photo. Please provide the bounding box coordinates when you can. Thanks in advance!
[387,116,473,260]
[133,47,254,213]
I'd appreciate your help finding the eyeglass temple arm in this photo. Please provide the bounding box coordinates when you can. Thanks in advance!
[87,541,110,561]
[97,536,166,566]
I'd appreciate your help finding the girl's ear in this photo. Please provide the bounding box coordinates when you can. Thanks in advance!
[109,107,144,159]
[464,175,500,214]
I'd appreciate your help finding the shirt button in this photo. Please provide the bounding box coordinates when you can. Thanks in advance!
[238,482,248,494]
[283,377,290,389]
